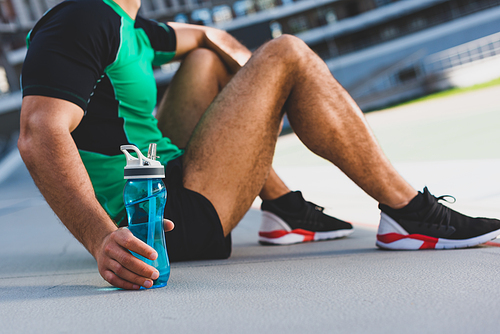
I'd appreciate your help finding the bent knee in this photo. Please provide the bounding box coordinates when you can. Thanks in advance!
[185,48,219,62]
[273,34,308,49]
[260,34,312,64]
[183,48,227,72]
[182,48,231,83]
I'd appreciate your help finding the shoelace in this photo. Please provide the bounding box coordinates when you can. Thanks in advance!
[312,204,324,212]
[421,194,456,229]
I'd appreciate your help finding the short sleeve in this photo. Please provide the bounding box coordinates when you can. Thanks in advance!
[21,0,121,111]
[135,17,177,66]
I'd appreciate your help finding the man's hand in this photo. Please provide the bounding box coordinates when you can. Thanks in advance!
[169,22,252,73]
[95,219,175,290]
[19,96,176,290]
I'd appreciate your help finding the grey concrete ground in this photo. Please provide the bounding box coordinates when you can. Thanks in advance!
[1,86,500,333]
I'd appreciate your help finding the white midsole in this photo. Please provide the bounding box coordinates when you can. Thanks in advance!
[260,211,292,233]
[259,229,354,245]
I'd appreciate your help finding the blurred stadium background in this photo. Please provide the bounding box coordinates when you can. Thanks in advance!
[1,0,500,161]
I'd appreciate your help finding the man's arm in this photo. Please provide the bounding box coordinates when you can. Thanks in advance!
[18,96,170,290]
[169,22,252,73]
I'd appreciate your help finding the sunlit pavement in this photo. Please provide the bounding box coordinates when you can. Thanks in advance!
[1,86,499,333]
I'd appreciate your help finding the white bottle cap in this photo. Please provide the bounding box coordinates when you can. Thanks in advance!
[120,144,165,179]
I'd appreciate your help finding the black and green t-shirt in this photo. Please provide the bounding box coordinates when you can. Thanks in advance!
[22,0,183,224]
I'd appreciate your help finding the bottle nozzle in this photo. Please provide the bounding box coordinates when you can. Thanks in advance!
[148,143,158,161]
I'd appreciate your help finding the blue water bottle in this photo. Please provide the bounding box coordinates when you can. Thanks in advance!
[120,144,170,288]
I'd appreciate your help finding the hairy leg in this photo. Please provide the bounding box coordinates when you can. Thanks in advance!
[183,35,417,235]
[156,48,289,200]
[156,48,232,148]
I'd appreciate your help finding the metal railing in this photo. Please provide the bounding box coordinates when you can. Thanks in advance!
[1,0,212,31]
[351,30,500,101]
[423,30,500,73]
[140,0,213,19]
[1,0,289,30]
[1,0,61,31]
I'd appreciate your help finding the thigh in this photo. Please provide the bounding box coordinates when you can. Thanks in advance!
[156,48,232,148]
[183,39,298,235]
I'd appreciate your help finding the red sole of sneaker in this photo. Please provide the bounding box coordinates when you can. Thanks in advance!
[376,229,500,250]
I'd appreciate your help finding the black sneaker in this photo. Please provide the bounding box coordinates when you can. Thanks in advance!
[259,191,353,245]
[376,187,500,250]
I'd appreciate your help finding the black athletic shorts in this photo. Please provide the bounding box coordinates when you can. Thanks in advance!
[162,156,232,262]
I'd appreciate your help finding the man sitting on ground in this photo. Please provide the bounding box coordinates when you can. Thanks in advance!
[19,0,500,290]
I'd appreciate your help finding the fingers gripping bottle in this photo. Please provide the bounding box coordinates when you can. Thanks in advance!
[120,143,170,288]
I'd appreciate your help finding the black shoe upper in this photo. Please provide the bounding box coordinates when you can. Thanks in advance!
[379,187,500,240]
[261,191,353,232]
